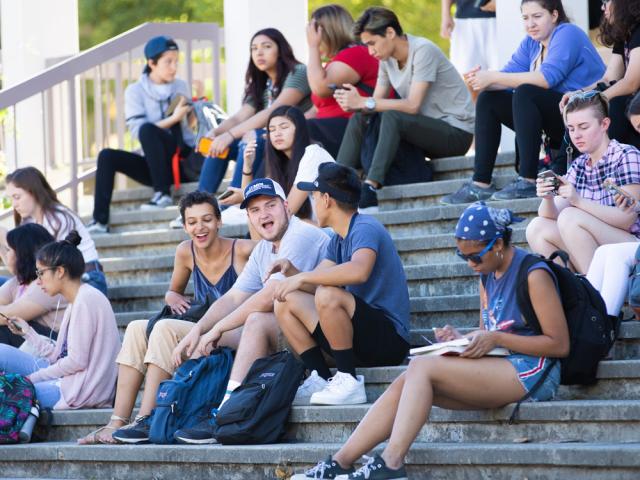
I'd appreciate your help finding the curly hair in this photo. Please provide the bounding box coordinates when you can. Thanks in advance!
[598,0,640,48]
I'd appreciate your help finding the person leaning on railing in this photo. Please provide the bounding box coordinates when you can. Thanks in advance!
[86,35,196,234]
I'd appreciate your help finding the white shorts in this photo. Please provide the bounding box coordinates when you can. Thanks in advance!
[450,17,499,75]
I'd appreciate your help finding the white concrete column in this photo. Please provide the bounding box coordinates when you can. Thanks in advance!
[495,0,589,153]
[223,0,308,113]
[1,0,79,172]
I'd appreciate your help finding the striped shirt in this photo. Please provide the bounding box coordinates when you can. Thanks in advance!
[565,140,640,237]
[244,63,312,113]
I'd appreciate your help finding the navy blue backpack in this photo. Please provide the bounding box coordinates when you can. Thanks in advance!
[149,347,233,444]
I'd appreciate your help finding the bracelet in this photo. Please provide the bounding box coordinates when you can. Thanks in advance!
[242,170,252,176]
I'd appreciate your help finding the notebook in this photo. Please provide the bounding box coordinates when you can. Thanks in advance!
[409,337,509,357]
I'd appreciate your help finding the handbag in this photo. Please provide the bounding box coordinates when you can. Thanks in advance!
[145,291,218,339]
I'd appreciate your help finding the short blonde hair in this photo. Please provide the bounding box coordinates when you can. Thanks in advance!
[311,4,354,57]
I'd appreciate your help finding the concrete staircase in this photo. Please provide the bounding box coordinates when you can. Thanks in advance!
[4,154,640,479]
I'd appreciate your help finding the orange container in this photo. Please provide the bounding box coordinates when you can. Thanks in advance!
[197,137,229,159]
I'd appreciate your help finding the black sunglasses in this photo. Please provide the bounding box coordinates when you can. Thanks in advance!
[455,237,498,264]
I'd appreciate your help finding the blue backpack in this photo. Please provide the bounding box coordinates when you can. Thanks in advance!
[149,348,233,444]
[0,373,36,444]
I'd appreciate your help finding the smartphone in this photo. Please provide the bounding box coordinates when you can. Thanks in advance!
[217,190,234,201]
[3,314,23,332]
[604,179,635,202]
[537,170,561,192]
[328,83,343,92]
[165,94,191,117]
[474,0,490,7]
[197,137,228,159]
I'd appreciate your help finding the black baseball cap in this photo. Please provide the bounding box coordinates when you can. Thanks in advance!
[144,36,179,60]
[297,162,361,206]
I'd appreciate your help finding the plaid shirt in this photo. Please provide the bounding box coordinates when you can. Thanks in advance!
[566,140,640,237]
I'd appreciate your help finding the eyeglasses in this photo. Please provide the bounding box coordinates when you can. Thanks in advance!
[455,237,499,264]
[35,267,56,279]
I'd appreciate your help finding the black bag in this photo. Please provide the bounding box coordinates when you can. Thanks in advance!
[212,351,304,444]
[146,291,217,339]
[508,251,618,422]
[359,112,432,186]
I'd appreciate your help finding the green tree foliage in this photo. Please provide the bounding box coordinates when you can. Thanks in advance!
[79,0,448,54]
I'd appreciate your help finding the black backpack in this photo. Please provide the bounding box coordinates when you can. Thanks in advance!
[212,351,304,444]
[509,251,618,422]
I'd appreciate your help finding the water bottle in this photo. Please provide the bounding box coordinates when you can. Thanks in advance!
[18,404,40,443]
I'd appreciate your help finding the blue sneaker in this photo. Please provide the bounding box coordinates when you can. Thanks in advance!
[338,455,407,480]
[112,415,151,444]
[290,456,355,479]
[174,408,219,444]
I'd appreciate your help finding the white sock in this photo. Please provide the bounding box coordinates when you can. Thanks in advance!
[218,380,241,409]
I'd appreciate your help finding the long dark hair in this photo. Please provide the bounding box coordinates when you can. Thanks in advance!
[6,166,76,239]
[264,105,312,219]
[599,0,640,47]
[6,223,55,285]
[521,0,570,24]
[36,230,85,281]
[244,28,300,110]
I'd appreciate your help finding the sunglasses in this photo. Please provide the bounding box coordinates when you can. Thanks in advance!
[455,237,498,264]
[35,266,56,279]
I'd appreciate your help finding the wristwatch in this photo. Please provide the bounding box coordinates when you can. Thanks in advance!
[364,97,376,112]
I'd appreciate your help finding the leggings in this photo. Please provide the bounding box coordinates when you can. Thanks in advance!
[92,123,177,224]
[586,241,639,316]
[473,84,566,184]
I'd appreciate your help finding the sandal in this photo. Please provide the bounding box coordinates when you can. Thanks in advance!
[77,415,130,445]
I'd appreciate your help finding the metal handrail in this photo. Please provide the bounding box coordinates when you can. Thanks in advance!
[0,21,223,217]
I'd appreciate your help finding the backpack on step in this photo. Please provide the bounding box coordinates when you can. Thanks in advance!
[149,347,233,444]
[516,251,617,386]
[212,350,304,445]
[0,373,36,444]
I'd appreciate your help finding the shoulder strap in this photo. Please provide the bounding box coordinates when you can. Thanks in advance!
[508,359,557,424]
[230,239,237,267]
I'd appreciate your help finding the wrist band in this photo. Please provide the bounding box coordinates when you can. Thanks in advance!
[242,170,252,176]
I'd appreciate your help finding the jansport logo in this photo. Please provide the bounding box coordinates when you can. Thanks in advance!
[158,391,168,399]
[259,372,276,378]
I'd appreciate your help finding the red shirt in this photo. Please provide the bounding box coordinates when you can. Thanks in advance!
[311,45,379,119]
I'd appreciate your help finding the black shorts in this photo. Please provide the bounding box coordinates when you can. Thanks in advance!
[312,294,409,367]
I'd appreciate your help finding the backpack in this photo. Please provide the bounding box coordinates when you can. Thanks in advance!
[0,373,36,444]
[212,350,304,445]
[192,100,228,147]
[509,250,618,422]
[149,347,233,444]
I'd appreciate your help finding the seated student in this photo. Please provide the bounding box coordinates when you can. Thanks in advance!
[443,0,606,204]
[334,6,475,208]
[0,231,120,410]
[87,36,195,233]
[560,0,640,148]
[197,28,312,198]
[0,224,66,347]
[305,4,379,158]
[218,105,335,222]
[273,163,410,406]
[527,91,640,274]
[2,167,107,295]
[78,191,254,444]
[165,178,329,444]
[293,202,569,480]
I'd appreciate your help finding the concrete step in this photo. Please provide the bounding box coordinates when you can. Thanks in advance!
[374,198,539,238]
[377,175,518,212]
[42,400,640,445]
[3,441,640,479]
[431,152,516,180]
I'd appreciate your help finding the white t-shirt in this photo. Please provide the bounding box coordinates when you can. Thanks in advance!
[293,144,335,220]
[233,216,330,294]
[29,208,100,263]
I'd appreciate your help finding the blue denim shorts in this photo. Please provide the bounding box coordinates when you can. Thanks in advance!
[507,354,560,402]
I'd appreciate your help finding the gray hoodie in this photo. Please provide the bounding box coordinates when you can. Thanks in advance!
[124,74,195,147]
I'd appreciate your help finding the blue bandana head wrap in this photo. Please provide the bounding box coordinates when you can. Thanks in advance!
[455,202,524,241]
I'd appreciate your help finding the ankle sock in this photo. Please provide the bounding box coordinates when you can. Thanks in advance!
[332,348,357,378]
[218,380,241,409]
[300,346,332,380]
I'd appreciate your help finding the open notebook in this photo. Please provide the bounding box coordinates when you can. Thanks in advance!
[409,337,509,357]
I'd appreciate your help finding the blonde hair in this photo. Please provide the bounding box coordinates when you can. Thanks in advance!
[311,4,354,57]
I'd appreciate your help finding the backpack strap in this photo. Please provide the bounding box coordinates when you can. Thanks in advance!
[508,359,558,424]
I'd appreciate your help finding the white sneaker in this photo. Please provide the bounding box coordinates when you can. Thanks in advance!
[293,370,328,406]
[310,371,367,406]
[140,192,172,210]
[86,220,109,234]
[169,215,183,229]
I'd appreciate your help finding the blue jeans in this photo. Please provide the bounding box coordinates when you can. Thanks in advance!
[197,129,266,193]
[81,265,108,297]
[0,344,62,408]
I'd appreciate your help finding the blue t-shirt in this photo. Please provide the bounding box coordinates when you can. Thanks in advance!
[325,213,410,341]
[480,248,555,336]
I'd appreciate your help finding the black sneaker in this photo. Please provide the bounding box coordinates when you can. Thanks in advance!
[490,177,537,200]
[174,418,217,444]
[112,415,151,444]
[359,184,378,209]
[343,455,407,480]
[290,456,355,479]
[440,181,497,205]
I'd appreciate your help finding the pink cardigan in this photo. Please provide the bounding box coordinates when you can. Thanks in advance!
[25,284,120,410]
